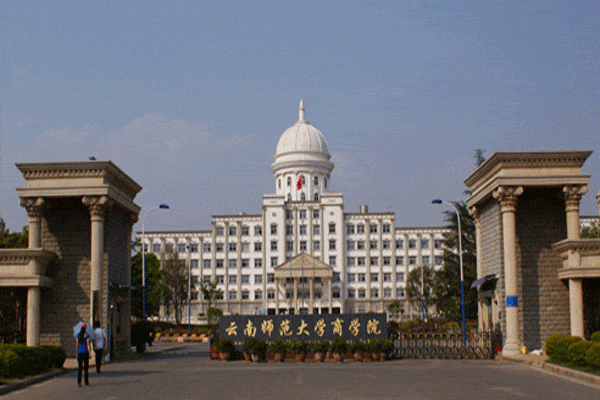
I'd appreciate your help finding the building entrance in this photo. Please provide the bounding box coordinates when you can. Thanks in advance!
[0,288,27,343]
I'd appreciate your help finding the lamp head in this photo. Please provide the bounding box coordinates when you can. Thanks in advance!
[431,199,443,204]
[159,203,170,209]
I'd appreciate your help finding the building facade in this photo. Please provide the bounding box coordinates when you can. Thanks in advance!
[140,101,448,320]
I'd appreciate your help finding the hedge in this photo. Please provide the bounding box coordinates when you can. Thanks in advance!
[590,331,600,343]
[0,344,66,379]
[585,343,600,368]
[545,334,582,362]
[567,340,594,365]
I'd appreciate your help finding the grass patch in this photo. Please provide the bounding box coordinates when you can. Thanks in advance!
[547,359,600,376]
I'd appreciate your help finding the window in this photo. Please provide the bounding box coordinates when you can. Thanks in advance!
[153,244,161,253]
[254,290,263,300]
[347,273,356,283]
[370,273,379,282]
[177,244,186,253]
[241,226,249,236]
[190,244,198,252]
[329,240,336,250]
[435,256,443,265]
[324,178,328,188]
[228,291,237,300]
[358,288,366,298]
[383,257,391,266]
[299,209,307,219]
[216,275,224,284]
[228,259,237,269]
[383,240,391,249]
[241,290,250,300]
[357,257,365,266]
[228,275,237,284]
[229,243,237,252]
[271,257,278,267]
[371,288,379,298]
[299,241,307,251]
[203,276,211,283]
[329,256,336,266]
[286,241,294,251]
[286,225,294,235]
[216,259,224,268]
[357,224,365,234]
[434,240,442,249]
[267,290,275,299]
[396,289,405,298]
[332,272,340,282]
[229,226,237,236]
[241,275,250,284]
[409,256,417,265]
[270,224,277,235]
[346,257,355,266]
[383,272,392,282]
[408,239,416,249]
[203,243,211,253]
[270,241,277,251]
[397,272,405,282]
[421,239,429,249]
[216,243,224,252]
[314,176,319,186]
[346,240,355,250]
[396,240,404,249]
[254,274,262,284]
[254,242,262,252]
[313,225,320,235]
[278,179,281,189]
[383,288,392,298]
[369,224,378,234]
[203,260,211,269]
[314,193,319,201]
[215,227,224,236]
[267,273,275,283]
[346,224,355,234]
[329,223,336,234]
[313,240,320,251]
[357,273,366,282]
[422,256,430,265]
[300,192,306,201]
[357,240,365,250]
[383,224,391,233]
[287,177,291,187]
[332,288,340,298]
[299,225,307,235]
[313,209,320,219]
[254,259,262,268]
[370,257,378,266]
[370,241,378,250]
[254,225,262,236]
[285,209,293,220]
[347,288,355,299]
[396,256,404,265]
[241,259,249,268]
[190,260,198,269]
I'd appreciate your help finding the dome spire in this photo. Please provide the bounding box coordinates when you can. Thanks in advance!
[298,99,306,123]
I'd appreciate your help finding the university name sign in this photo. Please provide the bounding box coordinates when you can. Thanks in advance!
[219,313,387,342]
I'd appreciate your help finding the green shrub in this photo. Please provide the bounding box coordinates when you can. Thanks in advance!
[214,338,235,353]
[350,341,367,354]
[0,348,22,379]
[331,337,348,355]
[290,339,311,355]
[585,343,600,367]
[312,340,329,353]
[269,339,290,355]
[545,334,582,362]
[567,340,594,365]
[590,331,600,342]
[242,337,268,358]
[0,344,66,378]
[38,345,67,369]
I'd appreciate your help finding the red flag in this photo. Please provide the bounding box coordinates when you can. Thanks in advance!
[297,176,302,190]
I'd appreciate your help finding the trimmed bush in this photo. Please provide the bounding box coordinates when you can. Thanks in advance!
[545,334,582,362]
[290,339,311,355]
[0,344,67,379]
[270,339,290,356]
[590,331,600,343]
[585,343,600,368]
[214,338,235,354]
[0,348,22,379]
[331,337,348,355]
[312,340,329,353]
[568,340,594,365]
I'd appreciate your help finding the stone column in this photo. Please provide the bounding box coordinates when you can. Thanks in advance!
[83,195,111,324]
[20,197,45,347]
[596,190,600,216]
[293,278,298,314]
[309,279,314,314]
[493,186,523,356]
[328,279,333,313]
[275,279,280,314]
[563,185,587,338]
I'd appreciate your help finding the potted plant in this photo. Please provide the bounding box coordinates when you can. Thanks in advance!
[270,339,290,362]
[251,338,268,362]
[369,339,381,361]
[313,340,329,362]
[291,339,311,362]
[215,338,235,361]
[242,338,253,361]
[331,337,348,362]
[350,341,367,362]
[379,338,394,361]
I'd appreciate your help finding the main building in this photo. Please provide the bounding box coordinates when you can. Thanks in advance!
[140,101,448,321]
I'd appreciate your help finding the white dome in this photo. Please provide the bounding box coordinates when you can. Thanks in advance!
[275,100,330,158]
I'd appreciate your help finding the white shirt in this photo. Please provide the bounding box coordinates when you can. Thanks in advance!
[94,327,107,350]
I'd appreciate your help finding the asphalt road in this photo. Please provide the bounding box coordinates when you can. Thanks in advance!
[5,343,600,400]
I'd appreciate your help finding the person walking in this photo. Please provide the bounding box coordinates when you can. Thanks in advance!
[93,321,107,373]
[76,323,92,387]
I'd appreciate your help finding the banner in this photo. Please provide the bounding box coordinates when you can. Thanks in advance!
[219,313,387,343]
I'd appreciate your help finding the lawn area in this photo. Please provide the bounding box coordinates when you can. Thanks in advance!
[547,359,600,376]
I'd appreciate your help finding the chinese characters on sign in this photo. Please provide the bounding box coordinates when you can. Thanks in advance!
[219,313,387,342]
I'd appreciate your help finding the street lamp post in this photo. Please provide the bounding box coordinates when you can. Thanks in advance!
[187,243,191,334]
[141,203,170,321]
[432,199,466,346]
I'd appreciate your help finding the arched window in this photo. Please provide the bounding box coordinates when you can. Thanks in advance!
[314,176,319,186]
[301,175,305,185]
[324,178,328,189]
[287,177,291,187]
[301,192,306,201]
[314,192,319,201]
[278,179,281,189]
[287,194,291,202]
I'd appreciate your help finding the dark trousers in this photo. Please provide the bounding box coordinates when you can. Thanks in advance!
[94,348,104,372]
[77,353,89,385]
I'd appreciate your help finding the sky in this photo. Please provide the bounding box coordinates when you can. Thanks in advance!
[1,1,599,233]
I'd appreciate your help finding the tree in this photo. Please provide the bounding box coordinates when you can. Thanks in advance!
[432,201,478,320]
[406,265,435,320]
[387,300,403,321]
[131,252,162,319]
[200,280,223,310]
[160,250,188,325]
[0,226,28,248]
[581,223,600,239]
